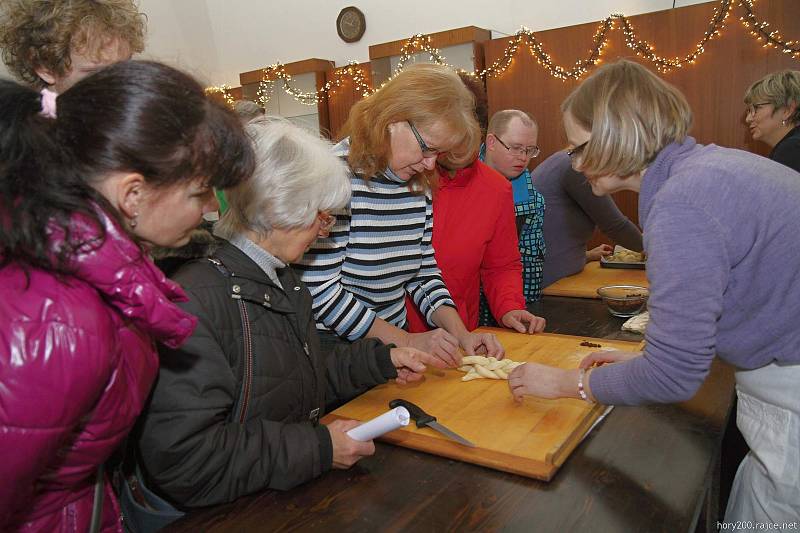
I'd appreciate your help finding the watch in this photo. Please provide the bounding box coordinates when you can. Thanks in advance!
[336,6,366,43]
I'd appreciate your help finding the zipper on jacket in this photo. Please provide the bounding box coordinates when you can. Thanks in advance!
[237,300,254,424]
[283,290,321,422]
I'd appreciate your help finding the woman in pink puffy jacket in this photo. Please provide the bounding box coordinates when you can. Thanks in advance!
[0,61,254,532]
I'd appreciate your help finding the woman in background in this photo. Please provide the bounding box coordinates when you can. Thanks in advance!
[536,151,642,287]
[0,61,254,532]
[508,60,800,525]
[298,63,503,365]
[744,69,800,173]
[233,99,266,123]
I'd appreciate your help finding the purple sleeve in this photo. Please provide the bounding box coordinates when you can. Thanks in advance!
[590,200,727,405]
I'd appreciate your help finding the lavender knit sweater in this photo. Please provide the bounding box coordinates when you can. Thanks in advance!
[590,137,800,405]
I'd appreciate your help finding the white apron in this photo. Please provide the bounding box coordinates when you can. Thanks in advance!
[723,362,800,528]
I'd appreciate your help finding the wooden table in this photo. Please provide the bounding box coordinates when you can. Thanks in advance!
[165,296,736,533]
[542,261,649,298]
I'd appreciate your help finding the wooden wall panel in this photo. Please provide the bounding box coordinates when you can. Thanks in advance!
[485,0,800,245]
[368,26,490,60]
[325,62,373,141]
[238,59,335,136]
[328,27,490,141]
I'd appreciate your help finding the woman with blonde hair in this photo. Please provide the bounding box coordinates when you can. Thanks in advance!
[506,60,800,524]
[298,63,503,366]
[744,69,800,172]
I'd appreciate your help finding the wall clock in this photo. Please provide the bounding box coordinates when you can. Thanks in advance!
[337,6,366,43]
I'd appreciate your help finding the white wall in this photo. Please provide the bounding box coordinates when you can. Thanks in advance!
[137,0,221,84]
[1,0,712,86]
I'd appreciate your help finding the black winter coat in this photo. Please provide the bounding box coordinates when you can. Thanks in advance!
[137,241,396,507]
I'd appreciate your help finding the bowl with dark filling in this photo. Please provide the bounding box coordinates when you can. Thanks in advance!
[596,285,649,318]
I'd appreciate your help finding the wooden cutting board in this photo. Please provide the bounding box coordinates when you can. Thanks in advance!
[324,329,641,481]
[542,261,649,299]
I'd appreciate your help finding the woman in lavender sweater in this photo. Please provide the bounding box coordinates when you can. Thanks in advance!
[507,60,800,525]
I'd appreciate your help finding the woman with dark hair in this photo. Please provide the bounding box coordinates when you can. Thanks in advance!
[0,60,254,532]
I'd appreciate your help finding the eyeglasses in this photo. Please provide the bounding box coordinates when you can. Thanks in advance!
[407,121,441,158]
[317,211,336,236]
[566,141,589,162]
[494,135,540,159]
[745,102,771,117]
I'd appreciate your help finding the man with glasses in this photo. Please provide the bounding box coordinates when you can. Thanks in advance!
[480,110,547,322]
[404,93,546,335]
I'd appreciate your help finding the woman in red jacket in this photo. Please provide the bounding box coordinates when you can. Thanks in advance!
[0,61,254,532]
[406,73,545,334]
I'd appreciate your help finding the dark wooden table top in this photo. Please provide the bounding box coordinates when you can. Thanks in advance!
[165,296,736,533]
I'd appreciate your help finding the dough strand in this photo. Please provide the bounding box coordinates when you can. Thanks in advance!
[457,355,524,381]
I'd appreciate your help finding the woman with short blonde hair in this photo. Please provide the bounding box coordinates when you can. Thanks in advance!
[509,59,800,525]
[744,70,800,172]
[298,63,502,366]
[561,58,693,179]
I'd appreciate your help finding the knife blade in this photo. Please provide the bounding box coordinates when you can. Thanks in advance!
[389,399,476,447]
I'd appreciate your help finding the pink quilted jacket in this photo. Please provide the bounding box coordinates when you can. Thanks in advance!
[0,210,197,532]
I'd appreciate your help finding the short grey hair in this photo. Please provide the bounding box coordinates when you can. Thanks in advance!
[744,70,800,125]
[215,117,351,238]
[487,109,537,137]
[233,100,264,123]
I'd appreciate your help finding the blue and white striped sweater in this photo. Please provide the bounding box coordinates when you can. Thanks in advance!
[296,139,455,340]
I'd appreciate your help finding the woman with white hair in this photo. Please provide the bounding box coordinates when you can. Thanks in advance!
[129,118,440,525]
[507,60,800,525]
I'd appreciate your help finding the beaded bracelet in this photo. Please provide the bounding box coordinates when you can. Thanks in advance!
[578,368,592,403]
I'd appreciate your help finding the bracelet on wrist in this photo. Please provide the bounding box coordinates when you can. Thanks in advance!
[578,368,593,403]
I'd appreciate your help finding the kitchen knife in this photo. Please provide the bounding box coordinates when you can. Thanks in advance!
[389,399,476,448]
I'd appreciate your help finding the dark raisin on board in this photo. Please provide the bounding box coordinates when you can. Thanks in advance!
[580,341,602,348]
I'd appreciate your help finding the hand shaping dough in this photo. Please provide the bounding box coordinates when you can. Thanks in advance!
[458,355,525,381]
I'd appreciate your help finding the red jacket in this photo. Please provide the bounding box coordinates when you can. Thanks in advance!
[0,211,196,532]
[406,161,525,332]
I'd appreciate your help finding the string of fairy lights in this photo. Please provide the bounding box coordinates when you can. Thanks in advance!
[739,0,800,58]
[254,61,373,108]
[204,84,236,106]
[479,18,616,80]
[619,0,733,72]
[206,0,799,108]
